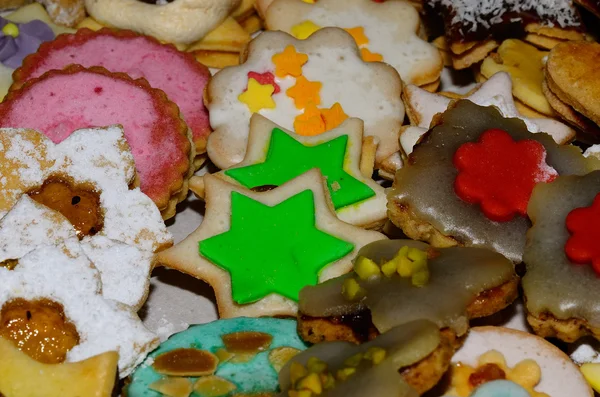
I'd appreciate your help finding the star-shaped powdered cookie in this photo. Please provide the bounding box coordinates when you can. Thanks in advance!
[401,72,575,156]
[190,115,387,228]
[158,169,386,318]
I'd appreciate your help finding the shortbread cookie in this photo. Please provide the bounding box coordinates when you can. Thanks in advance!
[401,72,575,158]
[264,0,443,87]
[280,320,450,396]
[14,28,211,164]
[206,27,404,173]
[444,327,592,396]
[389,100,598,263]
[158,169,386,318]
[0,337,118,397]
[0,126,172,308]
[127,318,309,397]
[523,171,600,343]
[84,0,242,44]
[0,65,193,219]
[0,240,158,377]
[298,239,517,344]
[190,115,387,229]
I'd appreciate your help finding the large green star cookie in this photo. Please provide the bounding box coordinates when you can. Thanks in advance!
[157,169,386,318]
[200,190,354,303]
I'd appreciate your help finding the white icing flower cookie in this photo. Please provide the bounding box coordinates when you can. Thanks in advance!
[206,27,404,173]
[190,114,387,229]
[264,0,443,87]
[0,126,173,308]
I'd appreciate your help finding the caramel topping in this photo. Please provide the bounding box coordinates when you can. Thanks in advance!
[193,375,237,397]
[0,298,79,364]
[221,331,273,354]
[0,259,18,270]
[469,363,506,388]
[153,348,219,376]
[28,179,102,239]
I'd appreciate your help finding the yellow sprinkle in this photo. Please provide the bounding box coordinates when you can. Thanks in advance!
[364,347,387,365]
[290,362,308,387]
[381,259,396,277]
[408,247,427,262]
[321,373,336,390]
[297,373,323,394]
[341,278,366,301]
[411,258,427,273]
[2,23,19,38]
[291,20,321,40]
[354,256,381,280]
[336,367,356,381]
[289,390,313,397]
[397,256,413,277]
[343,353,363,368]
[307,357,327,374]
[411,270,430,287]
[510,359,542,389]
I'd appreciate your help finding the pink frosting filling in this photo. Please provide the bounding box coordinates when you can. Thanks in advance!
[27,34,209,146]
[0,71,188,204]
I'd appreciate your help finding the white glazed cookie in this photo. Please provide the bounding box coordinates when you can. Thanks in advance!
[190,115,387,229]
[401,72,575,156]
[0,235,158,378]
[206,27,404,172]
[0,126,172,308]
[265,0,443,87]
[84,0,242,44]
[158,169,386,318]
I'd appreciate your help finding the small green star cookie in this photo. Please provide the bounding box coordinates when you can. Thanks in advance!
[158,169,386,318]
[190,115,387,229]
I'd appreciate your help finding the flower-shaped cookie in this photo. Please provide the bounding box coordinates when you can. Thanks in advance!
[191,115,387,229]
[0,126,172,308]
[265,0,443,87]
[389,100,597,263]
[207,27,404,173]
[158,169,386,318]
[523,171,600,343]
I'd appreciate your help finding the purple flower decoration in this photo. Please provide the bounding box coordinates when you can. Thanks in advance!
[0,16,54,69]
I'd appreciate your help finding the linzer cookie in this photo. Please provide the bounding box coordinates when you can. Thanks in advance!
[522,171,600,344]
[190,115,387,229]
[442,327,592,397]
[206,27,404,174]
[127,317,309,397]
[426,0,585,69]
[264,0,443,88]
[0,337,118,397]
[158,169,386,318]
[0,126,172,309]
[0,65,193,219]
[279,320,449,396]
[13,28,211,167]
[389,100,597,263]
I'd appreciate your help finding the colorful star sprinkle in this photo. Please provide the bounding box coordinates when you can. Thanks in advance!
[286,76,322,109]
[247,71,280,94]
[272,45,309,78]
[238,78,276,113]
[565,193,600,275]
[344,27,369,46]
[291,20,321,40]
[321,102,349,131]
[294,103,326,136]
[360,48,383,62]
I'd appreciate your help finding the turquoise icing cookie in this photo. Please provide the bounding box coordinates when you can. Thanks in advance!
[126,317,309,397]
[470,380,531,397]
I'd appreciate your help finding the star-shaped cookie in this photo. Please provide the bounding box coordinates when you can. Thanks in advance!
[265,0,443,87]
[207,27,404,173]
[401,72,575,156]
[158,169,386,318]
[189,115,387,229]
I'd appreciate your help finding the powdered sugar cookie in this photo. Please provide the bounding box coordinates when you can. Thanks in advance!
[84,0,241,44]
[0,126,172,308]
[191,115,387,229]
[401,72,575,157]
[158,169,386,318]
[264,0,442,87]
[0,239,158,377]
[206,27,404,173]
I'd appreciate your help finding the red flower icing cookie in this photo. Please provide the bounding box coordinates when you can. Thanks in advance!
[12,28,210,163]
[565,193,600,274]
[0,65,193,219]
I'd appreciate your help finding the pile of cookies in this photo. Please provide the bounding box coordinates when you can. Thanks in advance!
[4,0,600,396]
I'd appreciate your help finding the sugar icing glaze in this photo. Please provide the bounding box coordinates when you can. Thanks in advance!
[127,318,309,397]
[0,67,191,208]
[266,0,442,85]
[14,29,211,151]
[207,28,403,169]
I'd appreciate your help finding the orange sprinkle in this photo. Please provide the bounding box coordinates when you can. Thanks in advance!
[286,76,322,109]
[321,102,349,130]
[344,27,369,47]
[361,48,383,62]
[272,45,309,78]
[294,104,326,136]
